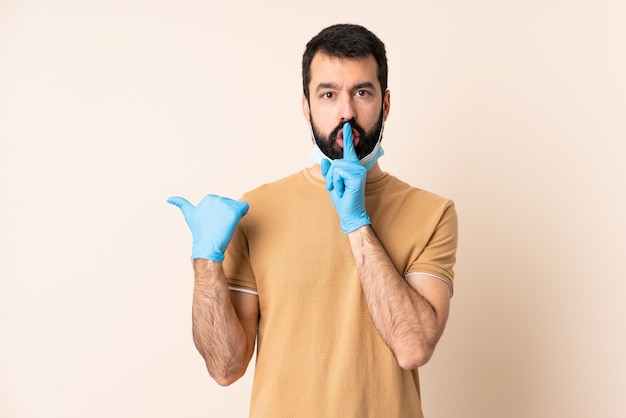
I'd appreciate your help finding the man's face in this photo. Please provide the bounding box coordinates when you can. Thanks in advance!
[311,111,384,160]
[303,53,390,160]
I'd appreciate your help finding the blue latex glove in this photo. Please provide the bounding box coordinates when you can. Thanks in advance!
[167,194,249,261]
[320,123,371,233]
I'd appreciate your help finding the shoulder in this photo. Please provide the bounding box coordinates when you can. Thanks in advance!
[238,170,324,215]
[372,174,455,212]
[241,170,306,199]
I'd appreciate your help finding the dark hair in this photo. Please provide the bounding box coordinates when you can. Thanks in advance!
[302,24,388,100]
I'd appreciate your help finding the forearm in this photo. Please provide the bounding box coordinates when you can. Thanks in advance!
[192,259,251,385]
[348,226,445,369]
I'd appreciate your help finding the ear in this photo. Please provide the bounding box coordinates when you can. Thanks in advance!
[301,94,311,122]
[383,89,391,122]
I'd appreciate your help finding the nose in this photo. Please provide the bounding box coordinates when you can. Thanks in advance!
[339,95,356,122]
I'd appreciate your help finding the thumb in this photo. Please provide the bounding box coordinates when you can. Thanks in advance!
[320,159,331,177]
[167,196,194,214]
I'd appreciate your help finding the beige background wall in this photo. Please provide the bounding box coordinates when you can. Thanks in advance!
[1,0,624,417]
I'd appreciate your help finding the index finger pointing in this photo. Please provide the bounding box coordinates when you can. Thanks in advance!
[342,123,358,161]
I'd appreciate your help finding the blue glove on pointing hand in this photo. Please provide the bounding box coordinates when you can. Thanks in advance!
[321,123,371,233]
[167,194,249,261]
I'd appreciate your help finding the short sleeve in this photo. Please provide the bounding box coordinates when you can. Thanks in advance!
[223,216,257,293]
[407,201,458,294]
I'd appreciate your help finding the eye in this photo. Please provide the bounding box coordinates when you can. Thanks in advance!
[321,91,334,100]
[355,89,371,97]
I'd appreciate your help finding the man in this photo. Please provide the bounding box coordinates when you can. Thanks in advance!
[168,23,458,418]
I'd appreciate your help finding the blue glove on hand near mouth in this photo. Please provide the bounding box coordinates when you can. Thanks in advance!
[167,194,249,261]
[320,123,371,233]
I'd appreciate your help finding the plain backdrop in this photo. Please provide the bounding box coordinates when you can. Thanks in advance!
[1,0,625,417]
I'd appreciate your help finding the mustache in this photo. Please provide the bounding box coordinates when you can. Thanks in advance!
[332,120,366,140]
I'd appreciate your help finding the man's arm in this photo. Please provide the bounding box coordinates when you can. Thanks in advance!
[321,124,453,369]
[167,194,257,386]
[192,259,258,386]
[348,226,450,370]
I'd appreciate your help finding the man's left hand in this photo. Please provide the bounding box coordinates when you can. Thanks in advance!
[321,123,371,233]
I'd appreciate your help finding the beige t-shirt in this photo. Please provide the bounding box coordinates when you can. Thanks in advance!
[225,169,458,418]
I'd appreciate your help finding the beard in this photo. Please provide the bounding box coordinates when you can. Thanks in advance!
[311,112,384,160]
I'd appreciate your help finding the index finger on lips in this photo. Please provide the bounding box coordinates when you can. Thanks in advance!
[342,123,357,161]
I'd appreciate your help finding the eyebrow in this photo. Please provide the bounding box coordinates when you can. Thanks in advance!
[315,81,377,93]
[315,82,339,92]
[353,81,376,91]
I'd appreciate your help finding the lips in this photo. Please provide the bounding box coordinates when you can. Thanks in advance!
[337,131,360,148]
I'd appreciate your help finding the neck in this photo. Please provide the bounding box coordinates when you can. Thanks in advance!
[308,162,385,182]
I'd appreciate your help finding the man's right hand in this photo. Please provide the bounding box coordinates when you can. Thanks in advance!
[167,194,249,261]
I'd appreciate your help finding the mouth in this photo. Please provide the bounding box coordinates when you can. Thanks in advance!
[336,130,360,148]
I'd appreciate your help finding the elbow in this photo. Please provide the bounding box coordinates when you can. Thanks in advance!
[206,360,247,387]
[213,373,242,387]
[210,367,246,387]
[395,345,435,370]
